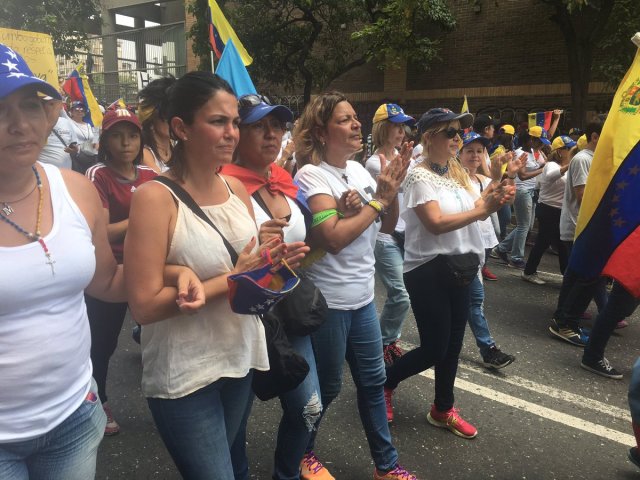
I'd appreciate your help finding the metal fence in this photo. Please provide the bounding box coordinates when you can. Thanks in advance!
[57,22,186,104]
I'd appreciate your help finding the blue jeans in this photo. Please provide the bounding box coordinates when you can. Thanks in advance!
[0,379,106,480]
[147,373,254,480]
[468,273,496,357]
[497,204,512,240]
[274,334,322,480]
[308,301,398,472]
[498,188,534,261]
[374,239,411,345]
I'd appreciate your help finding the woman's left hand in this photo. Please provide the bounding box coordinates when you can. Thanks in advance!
[266,241,310,270]
[175,267,206,314]
[258,218,288,244]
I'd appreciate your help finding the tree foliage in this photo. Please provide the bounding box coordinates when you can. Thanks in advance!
[0,0,101,58]
[187,0,455,102]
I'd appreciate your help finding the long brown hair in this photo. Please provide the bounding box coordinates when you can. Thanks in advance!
[293,91,348,167]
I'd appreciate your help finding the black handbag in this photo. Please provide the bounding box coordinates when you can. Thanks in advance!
[251,311,310,401]
[153,177,310,400]
[440,253,480,287]
[252,191,328,336]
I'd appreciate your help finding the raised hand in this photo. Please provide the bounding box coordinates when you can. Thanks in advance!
[376,141,414,207]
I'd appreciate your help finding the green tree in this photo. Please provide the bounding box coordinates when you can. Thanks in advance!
[0,0,100,57]
[188,0,455,103]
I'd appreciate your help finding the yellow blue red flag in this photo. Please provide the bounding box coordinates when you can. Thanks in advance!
[207,0,252,66]
[62,64,103,127]
[527,111,553,130]
[570,34,640,297]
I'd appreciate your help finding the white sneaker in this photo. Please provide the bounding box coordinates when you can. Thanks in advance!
[521,272,546,285]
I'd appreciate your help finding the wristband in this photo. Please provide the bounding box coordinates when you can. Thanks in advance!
[367,199,386,215]
[507,175,517,180]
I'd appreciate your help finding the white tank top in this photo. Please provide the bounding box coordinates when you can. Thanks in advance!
[0,162,96,442]
[140,177,269,399]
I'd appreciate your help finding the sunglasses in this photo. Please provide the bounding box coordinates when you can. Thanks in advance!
[238,94,272,109]
[438,126,463,139]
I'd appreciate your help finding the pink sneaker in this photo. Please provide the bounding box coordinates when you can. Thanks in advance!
[300,451,335,480]
[427,404,477,439]
[102,403,120,436]
[384,388,394,424]
[373,464,418,479]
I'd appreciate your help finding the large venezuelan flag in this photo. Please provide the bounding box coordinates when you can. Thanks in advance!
[569,34,640,297]
[527,111,553,130]
[62,66,103,127]
[207,0,252,66]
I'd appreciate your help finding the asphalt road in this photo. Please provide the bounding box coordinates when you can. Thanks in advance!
[96,250,640,480]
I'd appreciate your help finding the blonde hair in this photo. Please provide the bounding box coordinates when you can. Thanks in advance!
[420,122,471,191]
[371,119,395,149]
[293,91,348,167]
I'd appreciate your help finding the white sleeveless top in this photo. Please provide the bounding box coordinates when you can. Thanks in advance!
[145,146,170,173]
[140,177,269,399]
[0,162,95,442]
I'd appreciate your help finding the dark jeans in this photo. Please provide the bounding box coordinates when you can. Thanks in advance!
[553,242,608,330]
[524,203,568,275]
[85,294,128,403]
[385,256,469,412]
[497,204,512,240]
[583,283,639,363]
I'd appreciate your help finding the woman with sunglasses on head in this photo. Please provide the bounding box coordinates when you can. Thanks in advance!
[384,108,515,439]
[221,94,322,480]
[138,76,175,173]
[520,135,575,285]
[293,91,417,480]
[365,103,415,367]
[124,73,307,480]
[0,44,191,480]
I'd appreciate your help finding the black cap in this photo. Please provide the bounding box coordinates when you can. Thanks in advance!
[416,108,474,134]
[473,114,501,133]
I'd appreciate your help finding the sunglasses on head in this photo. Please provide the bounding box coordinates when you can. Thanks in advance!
[439,126,463,139]
[238,94,272,109]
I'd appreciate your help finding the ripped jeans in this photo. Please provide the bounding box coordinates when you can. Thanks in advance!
[273,334,322,480]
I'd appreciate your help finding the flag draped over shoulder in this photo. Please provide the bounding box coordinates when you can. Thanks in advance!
[207,0,252,66]
[569,36,640,297]
[62,66,103,127]
[215,40,257,97]
[527,111,553,130]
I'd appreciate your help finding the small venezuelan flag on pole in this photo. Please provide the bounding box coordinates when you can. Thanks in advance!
[569,33,640,297]
[207,0,253,66]
[527,111,553,130]
[62,64,103,127]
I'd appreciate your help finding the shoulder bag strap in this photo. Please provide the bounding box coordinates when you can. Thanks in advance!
[251,191,275,219]
[153,176,239,265]
[51,128,68,148]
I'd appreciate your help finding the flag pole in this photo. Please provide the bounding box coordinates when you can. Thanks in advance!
[211,51,215,73]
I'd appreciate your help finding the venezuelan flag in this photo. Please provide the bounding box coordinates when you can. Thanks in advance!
[62,65,103,127]
[569,35,640,297]
[207,0,252,66]
[527,111,553,130]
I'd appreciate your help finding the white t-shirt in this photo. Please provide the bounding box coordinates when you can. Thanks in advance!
[295,161,380,310]
[39,117,78,169]
[560,149,593,241]
[365,151,405,241]
[412,144,423,159]
[402,166,485,273]
[70,121,98,146]
[537,161,566,209]
[514,148,544,191]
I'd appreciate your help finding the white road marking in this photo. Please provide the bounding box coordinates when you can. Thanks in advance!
[417,368,635,446]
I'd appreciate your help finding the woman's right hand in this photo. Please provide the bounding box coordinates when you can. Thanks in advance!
[375,141,413,206]
[233,236,281,274]
[482,181,515,214]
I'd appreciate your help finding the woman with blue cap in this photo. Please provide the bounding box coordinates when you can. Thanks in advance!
[0,43,198,479]
[521,134,575,284]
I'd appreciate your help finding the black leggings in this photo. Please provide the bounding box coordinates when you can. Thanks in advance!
[85,294,128,403]
[523,203,568,275]
[385,256,469,411]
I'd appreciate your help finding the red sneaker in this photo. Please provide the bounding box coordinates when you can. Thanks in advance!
[481,265,498,281]
[383,342,404,366]
[384,387,394,424]
[427,405,477,439]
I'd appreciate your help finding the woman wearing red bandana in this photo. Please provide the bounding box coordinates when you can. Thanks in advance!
[221,95,322,480]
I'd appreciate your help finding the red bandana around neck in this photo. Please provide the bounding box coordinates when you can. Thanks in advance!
[220,163,298,200]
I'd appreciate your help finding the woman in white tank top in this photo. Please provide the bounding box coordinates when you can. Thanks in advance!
[124,73,308,480]
[0,44,142,480]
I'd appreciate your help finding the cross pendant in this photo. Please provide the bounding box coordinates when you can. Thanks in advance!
[45,252,56,276]
[341,174,349,183]
[2,203,13,216]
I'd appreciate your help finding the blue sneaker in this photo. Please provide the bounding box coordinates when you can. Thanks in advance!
[549,319,589,347]
[508,259,526,270]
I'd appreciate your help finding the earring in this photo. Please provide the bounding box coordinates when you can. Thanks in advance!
[182,136,188,141]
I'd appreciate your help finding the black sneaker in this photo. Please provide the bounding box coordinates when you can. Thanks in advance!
[580,356,623,379]
[629,447,640,469]
[490,246,509,264]
[482,346,515,370]
[548,319,589,347]
[132,324,141,345]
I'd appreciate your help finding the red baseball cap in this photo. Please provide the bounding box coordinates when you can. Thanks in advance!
[101,108,141,132]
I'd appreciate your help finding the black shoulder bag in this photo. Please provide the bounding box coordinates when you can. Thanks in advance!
[252,191,328,337]
[154,177,309,401]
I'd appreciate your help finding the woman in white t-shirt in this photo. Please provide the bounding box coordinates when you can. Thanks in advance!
[294,92,418,480]
[220,95,320,480]
[522,135,575,283]
[365,103,415,366]
[384,108,514,440]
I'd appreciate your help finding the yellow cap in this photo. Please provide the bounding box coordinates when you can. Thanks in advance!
[499,124,515,135]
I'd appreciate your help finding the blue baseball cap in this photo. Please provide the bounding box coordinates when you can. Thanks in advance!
[238,94,293,125]
[462,131,491,148]
[373,103,415,126]
[551,135,577,151]
[417,107,474,134]
[529,126,551,145]
[0,43,61,101]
